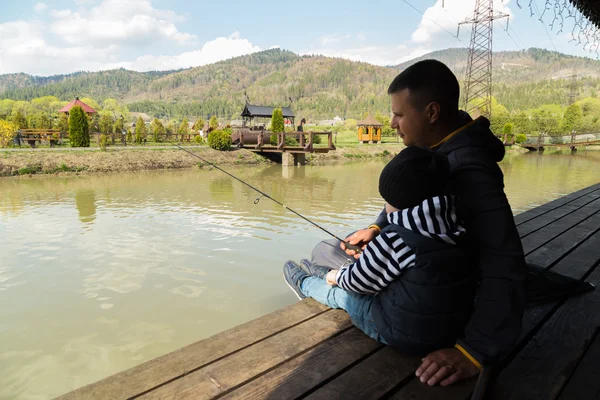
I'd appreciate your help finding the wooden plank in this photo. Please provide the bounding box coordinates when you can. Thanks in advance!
[557,329,600,400]
[387,375,475,400]
[138,310,353,400]
[517,193,600,238]
[524,212,600,268]
[387,214,600,400]
[220,328,381,400]
[58,300,329,400]
[514,183,600,225]
[304,346,421,400]
[490,265,600,399]
[520,198,600,254]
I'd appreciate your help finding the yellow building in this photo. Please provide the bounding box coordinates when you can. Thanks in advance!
[357,114,383,143]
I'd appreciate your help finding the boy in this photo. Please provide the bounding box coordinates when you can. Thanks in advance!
[283,146,476,354]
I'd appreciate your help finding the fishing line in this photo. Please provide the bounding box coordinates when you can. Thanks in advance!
[175,144,363,253]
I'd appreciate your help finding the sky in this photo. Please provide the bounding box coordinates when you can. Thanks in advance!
[0,0,597,76]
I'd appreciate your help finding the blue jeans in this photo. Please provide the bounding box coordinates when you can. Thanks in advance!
[300,276,387,344]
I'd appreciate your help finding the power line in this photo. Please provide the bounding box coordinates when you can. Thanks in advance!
[495,20,523,50]
[531,0,559,51]
[509,25,528,48]
[401,0,465,44]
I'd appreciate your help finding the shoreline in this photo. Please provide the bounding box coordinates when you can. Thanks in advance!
[0,143,536,178]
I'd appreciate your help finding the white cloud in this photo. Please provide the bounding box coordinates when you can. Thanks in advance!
[50,0,195,47]
[0,20,127,75]
[412,0,513,44]
[129,34,261,71]
[33,2,48,13]
[0,16,261,75]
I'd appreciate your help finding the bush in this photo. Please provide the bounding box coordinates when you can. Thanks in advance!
[0,119,18,148]
[208,129,232,151]
[98,134,108,151]
[550,135,564,144]
[269,134,297,146]
[194,135,203,144]
[515,133,527,144]
[69,106,90,147]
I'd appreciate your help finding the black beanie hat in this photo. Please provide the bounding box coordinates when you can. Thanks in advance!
[379,146,450,210]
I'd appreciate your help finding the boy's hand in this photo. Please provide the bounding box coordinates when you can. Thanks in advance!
[415,348,480,386]
[325,270,337,286]
[341,228,378,259]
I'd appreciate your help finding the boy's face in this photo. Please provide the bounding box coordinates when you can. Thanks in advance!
[385,202,400,214]
[390,89,437,147]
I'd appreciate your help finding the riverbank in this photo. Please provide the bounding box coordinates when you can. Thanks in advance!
[0,144,400,177]
[0,143,535,177]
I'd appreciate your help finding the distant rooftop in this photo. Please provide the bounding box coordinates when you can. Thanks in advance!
[241,103,295,119]
[59,97,97,114]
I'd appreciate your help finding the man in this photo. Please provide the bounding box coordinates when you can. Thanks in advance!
[338,60,527,386]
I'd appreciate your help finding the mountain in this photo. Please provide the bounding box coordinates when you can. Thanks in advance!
[2,48,600,120]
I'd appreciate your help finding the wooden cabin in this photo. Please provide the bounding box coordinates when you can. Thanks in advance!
[357,114,383,143]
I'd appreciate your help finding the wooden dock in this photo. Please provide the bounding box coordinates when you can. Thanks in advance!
[58,183,600,400]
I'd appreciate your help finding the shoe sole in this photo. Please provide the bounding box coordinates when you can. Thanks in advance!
[282,271,305,301]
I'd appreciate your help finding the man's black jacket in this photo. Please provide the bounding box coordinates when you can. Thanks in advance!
[373,113,527,365]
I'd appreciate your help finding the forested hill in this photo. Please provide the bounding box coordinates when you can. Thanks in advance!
[2,48,600,120]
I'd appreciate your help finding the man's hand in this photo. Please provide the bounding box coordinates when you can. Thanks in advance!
[340,228,378,259]
[415,348,480,386]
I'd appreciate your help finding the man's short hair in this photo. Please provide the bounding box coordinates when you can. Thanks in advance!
[387,60,459,118]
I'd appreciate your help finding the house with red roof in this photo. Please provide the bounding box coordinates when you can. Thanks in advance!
[59,97,97,116]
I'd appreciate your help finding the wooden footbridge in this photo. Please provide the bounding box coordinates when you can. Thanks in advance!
[59,182,600,400]
[516,133,600,152]
[231,129,336,154]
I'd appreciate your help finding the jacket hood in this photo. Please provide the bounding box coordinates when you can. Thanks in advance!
[437,111,505,162]
[387,195,465,245]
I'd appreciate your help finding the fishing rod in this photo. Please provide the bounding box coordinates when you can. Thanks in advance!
[175,144,363,254]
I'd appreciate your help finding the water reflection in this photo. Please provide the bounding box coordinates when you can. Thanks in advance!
[75,190,97,225]
[0,151,600,399]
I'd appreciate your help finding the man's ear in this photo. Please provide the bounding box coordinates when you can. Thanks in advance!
[426,102,441,124]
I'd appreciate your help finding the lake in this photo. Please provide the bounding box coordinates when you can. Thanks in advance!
[1,150,600,399]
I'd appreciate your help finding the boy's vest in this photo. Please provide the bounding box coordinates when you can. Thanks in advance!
[371,224,476,354]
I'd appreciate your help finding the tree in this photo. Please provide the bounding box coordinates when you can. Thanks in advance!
[113,117,124,135]
[532,109,560,143]
[562,103,583,134]
[57,113,69,132]
[99,113,114,134]
[11,109,27,129]
[151,118,165,142]
[194,118,205,132]
[513,112,531,135]
[501,122,514,144]
[271,108,284,133]
[0,119,18,148]
[178,118,190,134]
[166,120,177,134]
[135,117,147,144]
[34,112,52,129]
[69,106,90,147]
[88,113,100,133]
[80,97,101,112]
[0,99,15,119]
[209,115,219,130]
[489,104,510,136]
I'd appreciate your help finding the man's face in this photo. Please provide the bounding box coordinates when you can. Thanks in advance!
[390,89,432,147]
